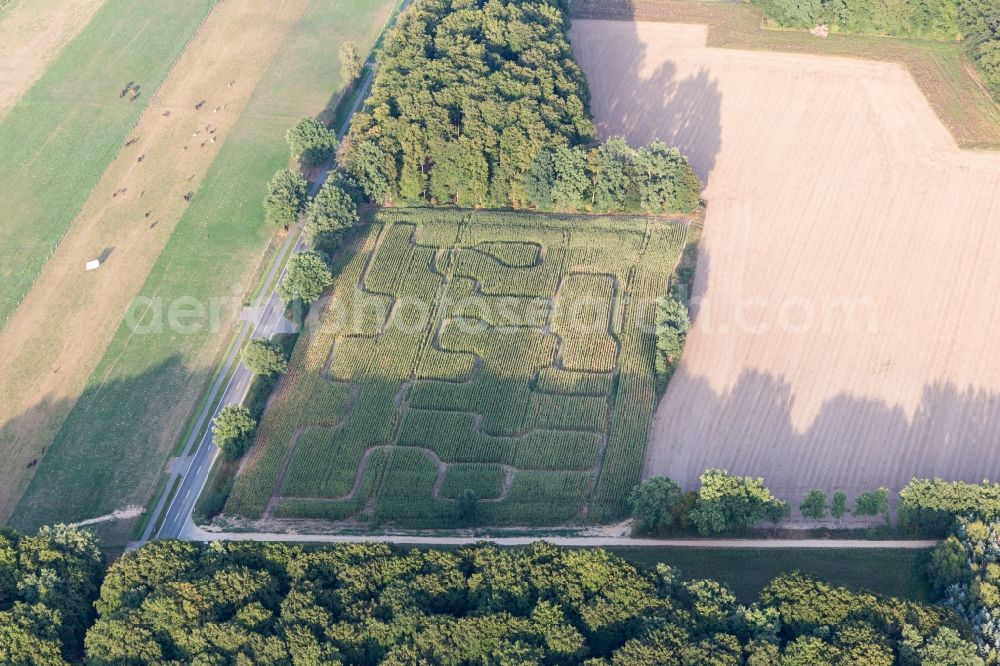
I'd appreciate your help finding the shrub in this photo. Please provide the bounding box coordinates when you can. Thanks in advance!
[654,295,691,389]
[751,0,958,39]
[799,489,827,519]
[457,490,479,527]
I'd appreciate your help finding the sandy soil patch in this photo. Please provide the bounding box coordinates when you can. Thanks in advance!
[0,0,107,117]
[571,20,1000,502]
[0,0,310,521]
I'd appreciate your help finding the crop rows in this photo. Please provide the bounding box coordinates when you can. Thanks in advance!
[226,208,687,527]
[536,367,614,396]
[440,464,506,500]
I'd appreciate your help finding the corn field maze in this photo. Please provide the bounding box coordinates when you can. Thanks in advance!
[225,208,687,528]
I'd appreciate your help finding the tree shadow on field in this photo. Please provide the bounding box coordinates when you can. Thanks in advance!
[1,355,211,549]
[570,7,723,185]
[649,364,1000,512]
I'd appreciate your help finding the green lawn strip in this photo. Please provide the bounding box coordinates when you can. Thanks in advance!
[608,546,932,603]
[571,0,1000,150]
[9,0,399,540]
[325,0,408,129]
[0,0,219,326]
[169,331,243,459]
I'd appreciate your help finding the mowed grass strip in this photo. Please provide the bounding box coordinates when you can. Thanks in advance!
[0,0,312,522]
[0,0,219,327]
[10,0,399,536]
[571,0,1000,150]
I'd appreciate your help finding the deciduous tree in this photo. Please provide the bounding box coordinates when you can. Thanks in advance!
[689,469,787,535]
[264,169,307,228]
[279,250,333,304]
[211,405,256,459]
[339,41,363,87]
[240,338,288,378]
[628,476,684,533]
[305,180,358,252]
[799,489,827,519]
[286,118,338,168]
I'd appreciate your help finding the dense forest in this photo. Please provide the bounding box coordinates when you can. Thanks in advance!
[0,526,103,665]
[0,524,993,665]
[956,0,1000,99]
[341,0,701,213]
[752,0,999,99]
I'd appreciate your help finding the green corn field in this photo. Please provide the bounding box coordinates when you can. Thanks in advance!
[225,208,687,528]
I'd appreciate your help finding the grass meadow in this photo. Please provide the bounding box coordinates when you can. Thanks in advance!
[225,208,687,529]
[610,546,933,603]
[0,0,218,326]
[10,0,399,541]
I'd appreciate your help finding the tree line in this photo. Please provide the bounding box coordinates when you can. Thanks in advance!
[630,474,1000,537]
[340,0,701,213]
[752,0,959,39]
[752,0,999,101]
[0,525,981,664]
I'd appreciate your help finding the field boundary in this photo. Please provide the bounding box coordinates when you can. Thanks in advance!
[569,0,1000,150]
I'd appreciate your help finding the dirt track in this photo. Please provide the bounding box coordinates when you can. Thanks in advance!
[571,20,1000,502]
[0,0,106,117]
[0,0,310,521]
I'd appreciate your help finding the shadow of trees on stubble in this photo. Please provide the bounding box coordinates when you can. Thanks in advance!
[650,362,1000,506]
[571,11,723,185]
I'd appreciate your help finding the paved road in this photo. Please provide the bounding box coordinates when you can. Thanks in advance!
[149,228,304,541]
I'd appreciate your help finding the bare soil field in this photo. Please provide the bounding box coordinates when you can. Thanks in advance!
[0,0,310,521]
[0,0,107,117]
[571,20,1000,503]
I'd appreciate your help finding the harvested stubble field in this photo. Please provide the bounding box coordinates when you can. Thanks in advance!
[571,0,1000,150]
[5,0,399,538]
[225,209,687,528]
[570,19,1000,503]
